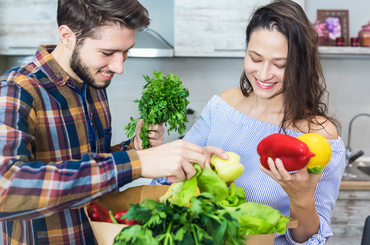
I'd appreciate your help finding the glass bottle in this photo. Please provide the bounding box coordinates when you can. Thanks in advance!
[358,21,370,47]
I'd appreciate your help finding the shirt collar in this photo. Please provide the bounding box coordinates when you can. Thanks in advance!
[33,45,74,87]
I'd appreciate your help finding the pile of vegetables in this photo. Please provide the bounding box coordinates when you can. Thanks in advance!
[257,133,332,174]
[111,153,290,245]
[124,71,190,149]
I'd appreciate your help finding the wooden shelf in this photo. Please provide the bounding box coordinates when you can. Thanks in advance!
[319,46,370,58]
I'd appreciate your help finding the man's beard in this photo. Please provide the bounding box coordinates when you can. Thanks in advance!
[70,47,111,90]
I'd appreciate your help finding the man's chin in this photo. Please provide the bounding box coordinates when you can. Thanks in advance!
[88,80,111,90]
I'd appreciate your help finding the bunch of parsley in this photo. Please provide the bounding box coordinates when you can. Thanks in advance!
[112,193,246,245]
[124,71,190,149]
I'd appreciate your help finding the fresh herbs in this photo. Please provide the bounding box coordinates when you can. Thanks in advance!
[112,193,247,245]
[124,71,190,149]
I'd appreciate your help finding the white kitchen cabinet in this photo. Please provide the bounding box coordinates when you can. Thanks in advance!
[0,0,59,55]
[174,0,305,57]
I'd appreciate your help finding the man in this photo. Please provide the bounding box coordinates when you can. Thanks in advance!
[0,0,226,244]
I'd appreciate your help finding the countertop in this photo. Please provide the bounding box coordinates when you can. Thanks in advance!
[340,156,370,190]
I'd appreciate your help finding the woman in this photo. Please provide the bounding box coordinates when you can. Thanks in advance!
[182,0,345,244]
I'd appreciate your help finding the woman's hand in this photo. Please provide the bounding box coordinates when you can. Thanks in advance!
[259,157,321,242]
[134,119,165,150]
[259,157,321,204]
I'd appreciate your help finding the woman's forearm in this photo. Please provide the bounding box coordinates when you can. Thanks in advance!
[289,198,320,242]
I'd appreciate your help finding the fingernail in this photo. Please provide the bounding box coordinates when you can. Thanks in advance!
[276,158,282,166]
[222,153,229,159]
[268,157,274,165]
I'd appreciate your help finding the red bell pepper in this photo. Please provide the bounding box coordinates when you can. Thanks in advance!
[114,210,141,225]
[87,201,110,222]
[257,133,315,171]
[114,210,128,224]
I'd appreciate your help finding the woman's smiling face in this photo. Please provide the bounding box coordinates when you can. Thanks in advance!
[244,28,288,99]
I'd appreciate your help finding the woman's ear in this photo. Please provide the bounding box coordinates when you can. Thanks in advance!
[58,25,75,49]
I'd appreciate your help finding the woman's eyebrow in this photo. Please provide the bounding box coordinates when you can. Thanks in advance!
[248,50,286,60]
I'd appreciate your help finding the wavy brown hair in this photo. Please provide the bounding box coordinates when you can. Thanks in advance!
[57,0,150,48]
[240,0,340,134]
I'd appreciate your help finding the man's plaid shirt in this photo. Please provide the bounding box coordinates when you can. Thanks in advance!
[0,45,141,244]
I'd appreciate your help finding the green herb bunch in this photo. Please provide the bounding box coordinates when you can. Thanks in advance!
[113,193,247,245]
[124,71,190,149]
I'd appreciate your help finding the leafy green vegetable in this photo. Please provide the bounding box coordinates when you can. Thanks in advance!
[159,164,228,206]
[124,71,190,149]
[217,183,247,207]
[113,193,247,245]
[223,202,290,236]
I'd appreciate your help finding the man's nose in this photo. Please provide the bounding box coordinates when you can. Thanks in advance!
[109,53,124,74]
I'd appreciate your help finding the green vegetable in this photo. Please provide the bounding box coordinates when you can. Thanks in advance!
[124,71,190,149]
[113,193,247,245]
[223,202,290,236]
[159,164,228,206]
[217,183,246,207]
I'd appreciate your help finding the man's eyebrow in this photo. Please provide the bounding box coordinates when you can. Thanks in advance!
[248,50,286,61]
[98,44,135,53]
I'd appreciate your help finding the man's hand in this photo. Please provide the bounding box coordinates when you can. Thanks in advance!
[134,119,165,150]
[136,140,206,182]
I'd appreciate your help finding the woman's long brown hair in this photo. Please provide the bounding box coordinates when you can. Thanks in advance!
[240,0,340,134]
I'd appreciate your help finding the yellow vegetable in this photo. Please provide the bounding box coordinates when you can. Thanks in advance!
[297,133,332,174]
[210,152,244,183]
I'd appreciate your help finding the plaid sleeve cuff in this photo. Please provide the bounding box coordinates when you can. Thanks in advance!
[112,149,141,188]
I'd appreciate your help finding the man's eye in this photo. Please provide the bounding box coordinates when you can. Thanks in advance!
[103,52,113,56]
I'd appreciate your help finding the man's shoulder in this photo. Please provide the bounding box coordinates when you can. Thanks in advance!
[1,63,44,87]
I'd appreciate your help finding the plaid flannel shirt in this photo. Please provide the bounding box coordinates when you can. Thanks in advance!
[0,45,141,244]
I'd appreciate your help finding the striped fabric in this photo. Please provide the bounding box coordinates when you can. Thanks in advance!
[182,95,346,245]
[0,45,141,244]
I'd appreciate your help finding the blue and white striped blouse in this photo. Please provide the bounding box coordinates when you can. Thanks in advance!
[181,95,346,245]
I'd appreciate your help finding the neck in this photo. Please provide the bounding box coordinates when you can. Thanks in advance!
[50,42,84,89]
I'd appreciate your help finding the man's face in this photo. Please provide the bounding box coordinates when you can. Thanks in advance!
[70,24,135,89]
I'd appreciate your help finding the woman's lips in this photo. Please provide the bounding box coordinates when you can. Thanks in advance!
[255,77,277,89]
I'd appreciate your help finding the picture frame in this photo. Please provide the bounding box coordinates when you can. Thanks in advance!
[317,10,350,46]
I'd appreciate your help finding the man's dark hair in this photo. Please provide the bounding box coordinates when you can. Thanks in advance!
[57,0,150,47]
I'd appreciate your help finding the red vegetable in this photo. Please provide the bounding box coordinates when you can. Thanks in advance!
[87,201,110,222]
[257,133,315,171]
[114,210,129,224]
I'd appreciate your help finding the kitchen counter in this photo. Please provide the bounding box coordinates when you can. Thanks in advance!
[340,180,370,190]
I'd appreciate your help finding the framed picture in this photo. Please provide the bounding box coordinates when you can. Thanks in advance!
[317,10,350,46]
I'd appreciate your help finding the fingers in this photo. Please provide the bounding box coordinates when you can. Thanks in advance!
[137,140,206,182]
[203,146,228,168]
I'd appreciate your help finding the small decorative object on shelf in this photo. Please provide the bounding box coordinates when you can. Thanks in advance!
[358,21,370,47]
[314,20,329,46]
[351,37,359,47]
[336,37,345,46]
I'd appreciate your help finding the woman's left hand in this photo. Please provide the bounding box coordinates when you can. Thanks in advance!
[134,119,166,150]
[259,157,322,205]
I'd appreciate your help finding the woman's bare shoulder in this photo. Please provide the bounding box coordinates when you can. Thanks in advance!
[310,116,339,140]
[219,88,244,105]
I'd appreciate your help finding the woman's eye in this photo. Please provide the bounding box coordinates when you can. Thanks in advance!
[251,57,261,63]
[275,64,286,69]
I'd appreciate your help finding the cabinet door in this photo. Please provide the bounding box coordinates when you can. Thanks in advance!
[0,0,59,55]
[174,0,305,57]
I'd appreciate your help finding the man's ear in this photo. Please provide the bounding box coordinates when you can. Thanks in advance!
[58,25,75,49]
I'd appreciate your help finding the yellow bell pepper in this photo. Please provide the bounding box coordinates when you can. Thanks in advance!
[210,152,244,183]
